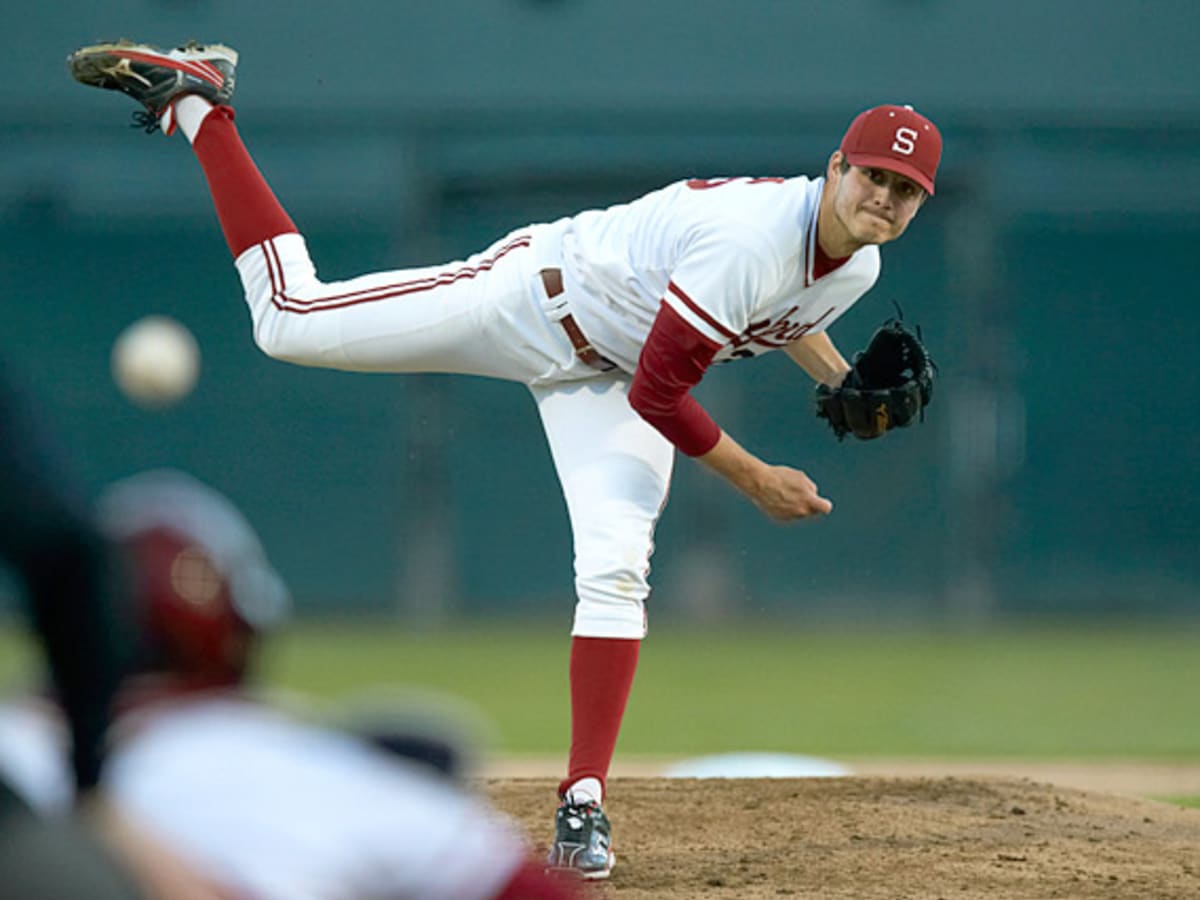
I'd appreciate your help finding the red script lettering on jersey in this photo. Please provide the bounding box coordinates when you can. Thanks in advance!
[727,306,836,355]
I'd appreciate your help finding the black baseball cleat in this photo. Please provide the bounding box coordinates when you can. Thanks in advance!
[545,798,616,880]
[67,39,237,133]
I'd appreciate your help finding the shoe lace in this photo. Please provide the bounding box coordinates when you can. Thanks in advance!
[559,800,607,833]
[130,110,160,134]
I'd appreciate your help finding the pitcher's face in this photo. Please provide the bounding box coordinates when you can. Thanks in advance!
[826,152,926,249]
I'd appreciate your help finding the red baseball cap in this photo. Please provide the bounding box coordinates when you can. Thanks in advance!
[840,104,942,195]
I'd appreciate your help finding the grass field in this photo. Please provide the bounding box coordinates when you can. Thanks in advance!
[3,620,1197,763]
[259,621,1200,760]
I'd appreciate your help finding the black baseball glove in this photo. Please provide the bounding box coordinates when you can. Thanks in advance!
[815,319,935,440]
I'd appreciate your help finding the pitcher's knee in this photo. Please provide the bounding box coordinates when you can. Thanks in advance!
[249,315,320,365]
[571,592,647,639]
[244,297,351,368]
[570,567,650,638]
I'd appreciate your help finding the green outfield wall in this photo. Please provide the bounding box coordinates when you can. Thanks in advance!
[2,2,1197,621]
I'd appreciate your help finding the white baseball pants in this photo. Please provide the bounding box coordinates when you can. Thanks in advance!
[233,228,674,638]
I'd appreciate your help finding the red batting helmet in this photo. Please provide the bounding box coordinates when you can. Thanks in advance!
[97,469,290,686]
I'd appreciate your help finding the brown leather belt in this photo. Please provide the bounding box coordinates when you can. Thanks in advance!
[540,268,617,371]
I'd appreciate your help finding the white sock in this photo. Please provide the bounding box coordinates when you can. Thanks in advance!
[172,95,216,144]
[566,777,603,806]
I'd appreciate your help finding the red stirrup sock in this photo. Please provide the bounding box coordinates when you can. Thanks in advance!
[190,105,298,258]
[557,636,640,803]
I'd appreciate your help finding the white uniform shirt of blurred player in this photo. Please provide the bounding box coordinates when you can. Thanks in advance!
[123,695,532,900]
[0,694,530,900]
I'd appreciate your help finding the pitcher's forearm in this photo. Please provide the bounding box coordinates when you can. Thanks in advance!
[697,432,768,498]
[698,433,832,521]
[786,332,852,385]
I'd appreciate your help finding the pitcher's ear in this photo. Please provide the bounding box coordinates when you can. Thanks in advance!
[827,150,847,179]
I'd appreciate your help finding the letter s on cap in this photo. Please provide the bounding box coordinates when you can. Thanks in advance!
[892,127,918,155]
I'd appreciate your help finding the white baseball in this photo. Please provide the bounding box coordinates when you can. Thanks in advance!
[111,315,200,409]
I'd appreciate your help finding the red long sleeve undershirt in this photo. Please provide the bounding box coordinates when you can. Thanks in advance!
[628,302,724,457]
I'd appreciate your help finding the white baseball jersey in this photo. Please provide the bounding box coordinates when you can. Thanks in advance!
[0,695,530,900]
[554,175,880,371]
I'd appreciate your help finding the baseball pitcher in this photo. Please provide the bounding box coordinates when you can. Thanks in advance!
[67,38,942,881]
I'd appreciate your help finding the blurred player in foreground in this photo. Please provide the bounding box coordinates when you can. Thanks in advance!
[67,38,943,880]
[0,361,235,899]
[0,467,585,899]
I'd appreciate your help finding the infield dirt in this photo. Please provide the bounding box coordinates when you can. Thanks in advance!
[483,776,1200,899]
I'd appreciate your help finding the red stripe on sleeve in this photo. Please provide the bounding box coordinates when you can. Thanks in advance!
[629,303,723,457]
[666,282,737,339]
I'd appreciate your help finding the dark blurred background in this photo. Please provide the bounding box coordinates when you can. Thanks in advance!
[3,1,1197,625]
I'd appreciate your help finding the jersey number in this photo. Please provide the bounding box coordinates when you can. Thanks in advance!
[686,176,786,190]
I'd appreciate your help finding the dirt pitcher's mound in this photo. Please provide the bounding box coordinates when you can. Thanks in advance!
[483,776,1200,899]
